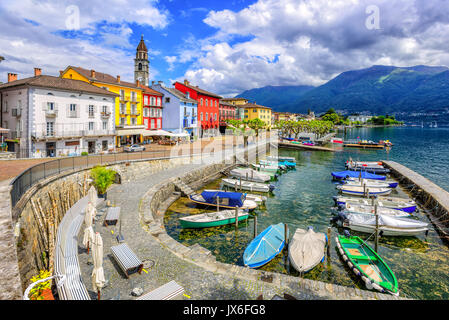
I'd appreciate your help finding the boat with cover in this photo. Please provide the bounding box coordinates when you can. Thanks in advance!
[345,177,398,188]
[229,168,272,183]
[338,203,411,218]
[288,227,326,273]
[343,213,429,236]
[333,196,417,213]
[331,170,386,181]
[189,190,258,210]
[337,185,392,196]
[179,209,249,229]
[336,234,399,295]
[266,156,296,163]
[243,223,288,268]
[222,178,275,193]
[260,159,296,169]
[343,179,398,189]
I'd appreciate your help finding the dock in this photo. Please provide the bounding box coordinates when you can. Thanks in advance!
[382,161,449,241]
[279,141,336,152]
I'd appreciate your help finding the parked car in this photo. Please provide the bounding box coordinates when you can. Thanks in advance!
[124,144,145,152]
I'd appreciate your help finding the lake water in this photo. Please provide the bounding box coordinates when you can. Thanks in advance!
[164,127,449,299]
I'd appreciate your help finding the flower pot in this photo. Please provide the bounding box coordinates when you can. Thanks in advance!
[97,192,107,199]
[41,288,54,300]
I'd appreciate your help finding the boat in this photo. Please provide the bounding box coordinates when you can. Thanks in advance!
[331,170,386,181]
[343,179,398,189]
[337,185,392,196]
[222,178,275,193]
[333,196,417,213]
[288,227,326,273]
[343,213,429,236]
[266,155,296,163]
[343,140,385,149]
[338,203,411,218]
[345,177,398,188]
[229,168,272,183]
[302,140,315,146]
[244,193,267,205]
[345,162,390,174]
[260,159,296,169]
[251,163,281,174]
[336,234,399,295]
[243,223,288,268]
[331,137,344,144]
[179,209,249,229]
[188,190,258,210]
[258,161,287,171]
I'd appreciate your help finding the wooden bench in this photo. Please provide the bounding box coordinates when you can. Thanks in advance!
[110,243,143,278]
[104,207,120,226]
[136,281,185,300]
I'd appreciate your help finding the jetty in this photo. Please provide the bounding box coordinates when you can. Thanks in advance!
[382,161,449,242]
[279,141,336,152]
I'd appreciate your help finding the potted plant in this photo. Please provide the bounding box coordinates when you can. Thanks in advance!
[29,270,54,300]
[90,165,117,199]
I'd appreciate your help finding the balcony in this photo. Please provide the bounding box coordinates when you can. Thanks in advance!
[119,95,129,102]
[45,109,58,118]
[101,111,111,119]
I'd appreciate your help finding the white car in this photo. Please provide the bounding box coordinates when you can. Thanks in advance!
[124,144,145,152]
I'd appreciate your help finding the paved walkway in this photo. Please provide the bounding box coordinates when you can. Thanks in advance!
[77,163,314,300]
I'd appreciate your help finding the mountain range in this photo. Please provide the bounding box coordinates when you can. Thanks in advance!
[235,65,449,116]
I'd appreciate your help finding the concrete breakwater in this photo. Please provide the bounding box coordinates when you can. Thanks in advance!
[382,161,449,242]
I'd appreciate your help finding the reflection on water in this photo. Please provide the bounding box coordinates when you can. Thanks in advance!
[164,127,449,299]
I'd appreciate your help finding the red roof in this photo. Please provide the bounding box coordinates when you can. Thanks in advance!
[175,81,222,99]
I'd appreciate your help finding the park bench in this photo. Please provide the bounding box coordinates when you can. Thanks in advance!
[136,280,185,300]
[104,206,120,226]
[110,243,143,278]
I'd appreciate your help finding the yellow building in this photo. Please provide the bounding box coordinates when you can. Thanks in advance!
[242,103,272,128]
[61,66,145,147]
[220,98,248,121]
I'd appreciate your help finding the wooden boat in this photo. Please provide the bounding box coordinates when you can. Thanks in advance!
[222,178,274,193]
[337,185,392,196]
[336,234,399,295]
[288,227,326,273]
[229,168,272,183]
[343,213,429,236]
[339,203,411,218]
[243,223,288,268]
[251,163,280,174]
[333,196,417,213]
[266,155,296,163]
[179,209,249,229]
[188,190,258,210]
[345,177,398,188]
[343,179,398,189]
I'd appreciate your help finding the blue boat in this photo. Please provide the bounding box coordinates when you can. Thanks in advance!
[243,223,288,268]
[331,170,386,181]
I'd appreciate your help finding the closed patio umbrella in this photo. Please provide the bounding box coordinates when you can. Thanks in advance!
[88,186,97,204]
[83,202,95,253]
[92,232,105,300]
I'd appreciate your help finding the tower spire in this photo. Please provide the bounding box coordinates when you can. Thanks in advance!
[135,35,149,86]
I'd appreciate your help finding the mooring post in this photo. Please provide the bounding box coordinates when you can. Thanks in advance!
[234,181,237,191]
[363,184,366,197]
[240,177,242,191]
[235,207,239,229]
[284,223,289,251]
[217,196,220,212]
[253,214,258,238]
[327,227,331,255]
[375,203,379,252]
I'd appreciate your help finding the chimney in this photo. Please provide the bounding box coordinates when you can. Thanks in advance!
[7,73,17,83]
[184,79,189,85]
[117,75,120,83]
[34,68,42,76]
[59,70,63,77]
[91,69,96,78]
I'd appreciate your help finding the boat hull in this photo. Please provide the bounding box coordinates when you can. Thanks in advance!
[179,214,249,229]
[343,222,428,236]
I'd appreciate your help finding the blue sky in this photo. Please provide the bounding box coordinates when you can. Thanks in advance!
[1,0,449,97]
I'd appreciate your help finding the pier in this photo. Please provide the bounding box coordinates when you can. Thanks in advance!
[382,161,449,242]
[279,141,336,152]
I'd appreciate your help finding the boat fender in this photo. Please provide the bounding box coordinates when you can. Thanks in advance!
[372,283,382,292]
[365,279,374,290]
[343,230,351,237]
[353,268,361,276]
[347,261,353,268]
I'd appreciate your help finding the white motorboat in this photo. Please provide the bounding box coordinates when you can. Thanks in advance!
[229,168,271,183]
[222,178,274,193]
[341,203,411,218]
[337,185,392,196]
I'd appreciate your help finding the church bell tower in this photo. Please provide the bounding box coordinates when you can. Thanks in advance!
[135,35,149,86]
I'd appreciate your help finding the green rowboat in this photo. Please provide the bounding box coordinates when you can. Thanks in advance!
[336,235,399,296]
[179,209,249,229]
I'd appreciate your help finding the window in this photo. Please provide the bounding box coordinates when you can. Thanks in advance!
[102,121,107,130]
[47,102,55,111]
[157,119,161,128]
[214,113,217,121]
[120,90,125,99]
[144,96,149,105]
[165,97,170,103]
[131,117,136,125]
[88,122,94,131]
[88,105,94,117]
[120,117,125,126]
[131,104,137,115]
[200,98,203,106]
[151,119,155,129]
[120,104,126,114]
[70,104,76,111]
[253,109,257,112]
[206,99,208,107]
[46,122,54,136]
[131,92,137,102]
[144,108,149,117]
[138,63,142,71]
[102,105,108,113]
[150,97,155,106]
[215,100,218,108]
[206,112,208,121]
[157,97,161,106]
[150,108,154,117]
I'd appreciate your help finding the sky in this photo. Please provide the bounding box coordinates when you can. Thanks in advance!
[1,0,449,97]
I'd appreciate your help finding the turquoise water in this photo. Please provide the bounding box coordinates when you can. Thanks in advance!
[165,127,449,299]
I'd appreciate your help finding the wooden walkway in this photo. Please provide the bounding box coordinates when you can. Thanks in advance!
[382,160,449,240]
[279,141,336,152]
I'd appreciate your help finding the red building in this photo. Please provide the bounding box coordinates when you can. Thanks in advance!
[141,86,163,130]
[219,100,237,133]
[174,79,222,136]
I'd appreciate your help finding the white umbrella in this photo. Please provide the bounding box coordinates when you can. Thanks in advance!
[82,202,95,253]
[92,232,105,300]
[88,186,97,204]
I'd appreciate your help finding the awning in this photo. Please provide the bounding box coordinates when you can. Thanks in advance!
[116,128,146,136]
[142,129,174,137]
[0,127,10,133]
[170,132,189,137]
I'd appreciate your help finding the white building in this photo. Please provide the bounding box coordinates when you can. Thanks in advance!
[348,114,373,123]
[0,69,118,158]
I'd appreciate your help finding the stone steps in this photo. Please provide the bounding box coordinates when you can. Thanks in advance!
[173,179,195,196]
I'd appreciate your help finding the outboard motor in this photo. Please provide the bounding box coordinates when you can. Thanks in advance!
[268,184,276,192]
[337,203,346,211]
[344,229,351,237]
